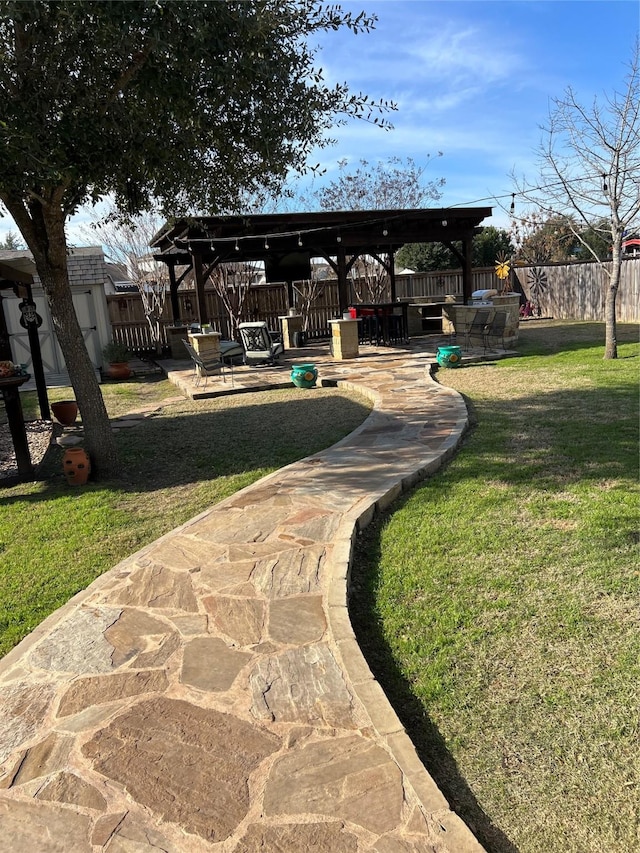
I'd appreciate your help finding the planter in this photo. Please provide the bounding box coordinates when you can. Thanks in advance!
[436,345,463,368]
[51,400,78,427]
[63,447,91,485]
[290,363,318,389]
[106,362,132,380]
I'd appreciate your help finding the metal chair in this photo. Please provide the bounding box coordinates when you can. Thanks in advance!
[238,322,284,365]
[462,308,491,350]
[181,339,232,387]
[483,311,508,351]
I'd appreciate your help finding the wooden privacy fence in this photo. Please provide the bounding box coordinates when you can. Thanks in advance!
[513,257,639,322]
[108,259,639,353]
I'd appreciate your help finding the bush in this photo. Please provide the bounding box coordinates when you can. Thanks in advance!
[102,340,130,363]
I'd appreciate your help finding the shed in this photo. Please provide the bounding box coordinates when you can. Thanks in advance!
[0,247,113,387]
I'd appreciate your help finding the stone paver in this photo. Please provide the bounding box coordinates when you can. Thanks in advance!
[0,338,493,851]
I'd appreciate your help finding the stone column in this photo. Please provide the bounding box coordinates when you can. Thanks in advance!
[189,332,221,358]
[166,325,190,359]
[329,319,359,360]
[188,332,221,376]
[279,314,303,350]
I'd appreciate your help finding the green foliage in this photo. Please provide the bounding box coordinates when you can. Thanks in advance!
[396,226,513,272]
[102,340,130,363]
[0,1,395,218]
[0,229,23,249]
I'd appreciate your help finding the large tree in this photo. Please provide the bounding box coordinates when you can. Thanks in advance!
[513,39,640,359]
[0,1,392,476]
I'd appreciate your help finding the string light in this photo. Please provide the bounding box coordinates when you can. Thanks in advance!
[264,237,269,249]
[235,239,239,251]
[382,227,388,237]
[441,219,447,227]
[297,233,303,247]
[602,174,608,192]
[510,193,516,213]
[336,234,342,243]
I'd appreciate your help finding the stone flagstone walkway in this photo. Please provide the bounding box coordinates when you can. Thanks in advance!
[0,341,489,852]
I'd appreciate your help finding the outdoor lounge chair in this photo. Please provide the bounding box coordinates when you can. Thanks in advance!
[182,339,233,387]
[219,339,244,363]
[238,322,284,366]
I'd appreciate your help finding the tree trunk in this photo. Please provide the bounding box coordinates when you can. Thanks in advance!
[604,239,621,360]
[23,203,121,477]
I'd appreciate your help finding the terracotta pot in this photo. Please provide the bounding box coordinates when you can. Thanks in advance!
[106,362,132,380]
[63,447,91,486]
[51,400,78,426]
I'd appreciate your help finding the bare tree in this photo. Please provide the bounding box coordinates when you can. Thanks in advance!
[349,253,389,303]
[316,155,444,211]
[315,155,445,303]
[207,261,262,340]
[85,210,169,354]
[513,40,640,358]
[292,267,326,333]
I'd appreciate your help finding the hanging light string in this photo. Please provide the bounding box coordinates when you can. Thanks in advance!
[168,165,633,253]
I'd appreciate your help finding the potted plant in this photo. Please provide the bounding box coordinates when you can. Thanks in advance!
[102,340,132,380]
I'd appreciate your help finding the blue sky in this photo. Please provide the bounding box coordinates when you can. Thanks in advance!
[302,0,640,227]
[1,0,638,244]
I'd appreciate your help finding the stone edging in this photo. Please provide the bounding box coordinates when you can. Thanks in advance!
[325,370,486,853]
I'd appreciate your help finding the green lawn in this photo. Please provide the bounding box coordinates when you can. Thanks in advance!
[351,322,639,853]
[0,381,372,656]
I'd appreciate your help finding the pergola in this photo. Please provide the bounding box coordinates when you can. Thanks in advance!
[151,207,492,326]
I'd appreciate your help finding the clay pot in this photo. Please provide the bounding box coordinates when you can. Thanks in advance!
[63,447,91,486]
[105,362,132,380]
[51,400,78,427]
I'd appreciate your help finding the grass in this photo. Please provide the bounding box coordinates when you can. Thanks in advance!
[351,321,639,853]
[0,378,372,656]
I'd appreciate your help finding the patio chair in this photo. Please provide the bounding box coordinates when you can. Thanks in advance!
[462,308,491,350]
[238,322,284,366]
[181,339,233,387]
[219,339,244,364]
[483,311,508,351]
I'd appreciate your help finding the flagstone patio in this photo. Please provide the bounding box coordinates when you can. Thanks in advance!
[0,336,500,851]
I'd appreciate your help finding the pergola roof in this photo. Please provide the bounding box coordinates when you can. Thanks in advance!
[151,207,492,265]
[151,207,493,322]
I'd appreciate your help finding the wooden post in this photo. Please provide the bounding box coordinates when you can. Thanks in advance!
[336,244,350,314]
[167,262,181,323]
[461,232,474,304]
[193,252,207,325]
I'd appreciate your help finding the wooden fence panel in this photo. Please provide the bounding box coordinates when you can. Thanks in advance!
[513,257,639,322]
[107,258,639,352]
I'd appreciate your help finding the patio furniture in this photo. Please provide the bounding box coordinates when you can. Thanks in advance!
[238,322,284,366]
[462,308,491,350]
[219,339,244,363]
[349,303,409,346]
[483,311,508,351]
[182,339,233,387]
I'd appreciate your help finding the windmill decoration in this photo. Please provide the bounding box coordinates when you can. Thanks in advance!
[527,267,548,313]
[495,252,511,293]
